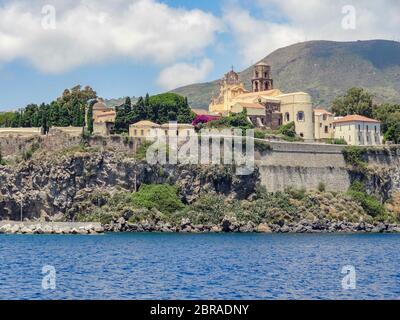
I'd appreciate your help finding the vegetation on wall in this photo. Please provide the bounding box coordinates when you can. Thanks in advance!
[342,146,367,168]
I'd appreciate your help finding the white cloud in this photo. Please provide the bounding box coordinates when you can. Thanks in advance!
[225,0,400,64]
[0,0,222,73]
[157,58,214,90]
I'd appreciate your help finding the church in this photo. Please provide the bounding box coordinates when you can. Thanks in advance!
[209,63,315,141]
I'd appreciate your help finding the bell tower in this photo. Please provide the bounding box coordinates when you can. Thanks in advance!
[252,62,273,92]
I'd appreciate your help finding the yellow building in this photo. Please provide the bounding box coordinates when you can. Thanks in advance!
[209,63,315,140]
[314,108,334,140]
[91,99,116,135]
[129,120,160,141]
[333,115,382,146]
[129,121,194,141]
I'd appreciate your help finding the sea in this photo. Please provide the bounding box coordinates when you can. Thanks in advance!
[0,233,399,300]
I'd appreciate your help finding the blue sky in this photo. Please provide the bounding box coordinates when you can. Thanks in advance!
[0,0,399,110]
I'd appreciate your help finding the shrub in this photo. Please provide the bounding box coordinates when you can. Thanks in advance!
[326,138,348,145]
[177,193,227,225]
[254,140,272,153]
[0,147,5,166]
[135,141,155,160]
[22,142,40,161]
[278,122,296,137]
[342,146,367,167]
[318,182,326,192]
[254,130,267,139]
[131,184,185,214]
[347,182,385,217]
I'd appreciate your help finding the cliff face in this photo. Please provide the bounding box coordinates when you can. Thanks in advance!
[0,151,259,221]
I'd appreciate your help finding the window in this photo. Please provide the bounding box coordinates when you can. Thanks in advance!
[325,126,329,134]
[358,124,361,131]
[374,126,377,133]
[255,71,259,78]
[134,129,137,135]
[140,130,144,136]
[366,125,369,132]
[323,115,327,121]
[349,135,351,142]
[264,72,267,78]
[285,112,290,122]
[297,111,305,122]
[320,123,322,128]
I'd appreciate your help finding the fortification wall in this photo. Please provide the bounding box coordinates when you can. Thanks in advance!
[0,127,42,137]
[256,142,350,192]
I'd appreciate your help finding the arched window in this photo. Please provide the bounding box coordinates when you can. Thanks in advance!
[285,112,290,122]
[254,81,259,92]
[297,111,305,122]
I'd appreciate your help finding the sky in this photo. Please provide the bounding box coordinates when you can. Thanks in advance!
[0,0,400,110]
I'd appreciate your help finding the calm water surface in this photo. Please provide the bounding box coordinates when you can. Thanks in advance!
[0,233,399,300]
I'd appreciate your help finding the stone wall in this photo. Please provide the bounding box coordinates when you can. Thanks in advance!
[0,127,42,137]
[255,141,350,192]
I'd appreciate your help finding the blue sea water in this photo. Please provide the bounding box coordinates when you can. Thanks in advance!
[0,233,399,300]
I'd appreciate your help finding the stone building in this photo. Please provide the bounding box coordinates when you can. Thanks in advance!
[91,99,116,135]
[209,63,315,140]
[333,115,382,146]
[314,108,334,141]
[129,120,194,141]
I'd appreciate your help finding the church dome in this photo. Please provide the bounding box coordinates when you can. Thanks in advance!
[93,100,107,111]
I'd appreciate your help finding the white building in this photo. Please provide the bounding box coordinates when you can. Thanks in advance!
[333,115,382,146]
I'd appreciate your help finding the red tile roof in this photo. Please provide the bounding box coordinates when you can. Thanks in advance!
[314,108,333,116]
[333,115,380,124]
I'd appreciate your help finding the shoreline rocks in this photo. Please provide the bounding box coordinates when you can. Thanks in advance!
[103,217,400,234]
[0,222,104,235]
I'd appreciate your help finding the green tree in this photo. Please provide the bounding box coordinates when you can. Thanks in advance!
[373,103,400,143]
[131,184,185,214]
[332,88,374,117]
[115,97,134,133]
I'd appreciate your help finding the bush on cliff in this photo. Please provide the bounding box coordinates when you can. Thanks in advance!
[347,182,385,218]
[174,193,227,226]
[0,147,5,165]
[342,146,367,168]
[131,184,185,214]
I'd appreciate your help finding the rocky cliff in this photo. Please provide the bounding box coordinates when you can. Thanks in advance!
[0,150,258,221]
[0,140,399,233]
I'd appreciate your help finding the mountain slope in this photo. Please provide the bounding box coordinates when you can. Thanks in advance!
[171,40,400,109]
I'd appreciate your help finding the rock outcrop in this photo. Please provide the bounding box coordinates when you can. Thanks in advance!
[0,151,259,221]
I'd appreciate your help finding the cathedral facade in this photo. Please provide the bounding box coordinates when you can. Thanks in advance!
[209,63,315,141]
